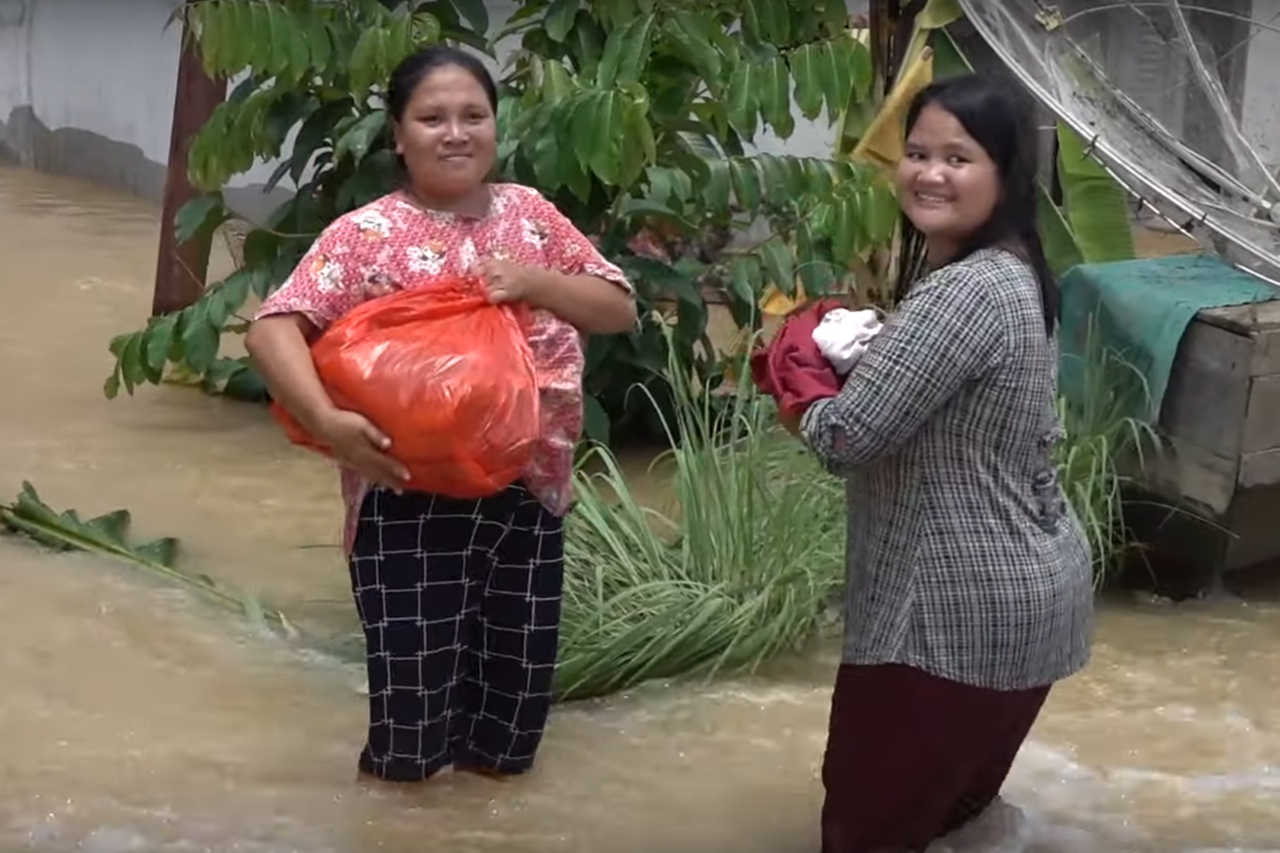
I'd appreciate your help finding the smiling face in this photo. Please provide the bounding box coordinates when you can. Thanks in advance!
[392,63,497,206]
[897,103,1001,262]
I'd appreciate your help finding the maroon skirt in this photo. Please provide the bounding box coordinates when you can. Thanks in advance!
[820,663,1049,853]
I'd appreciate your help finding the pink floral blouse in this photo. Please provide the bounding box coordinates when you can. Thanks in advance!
[254,183,633,555]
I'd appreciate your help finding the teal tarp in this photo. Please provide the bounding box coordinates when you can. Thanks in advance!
[1058,254,1277,422]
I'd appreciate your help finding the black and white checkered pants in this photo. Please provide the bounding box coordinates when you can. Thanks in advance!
[348,483,565,782]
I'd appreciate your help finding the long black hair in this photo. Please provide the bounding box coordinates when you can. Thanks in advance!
[894,73,1058,336]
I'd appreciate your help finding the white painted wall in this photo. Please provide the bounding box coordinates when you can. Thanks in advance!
[25,0,180,164]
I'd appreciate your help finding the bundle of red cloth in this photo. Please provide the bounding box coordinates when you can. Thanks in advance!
[749,298,845,418]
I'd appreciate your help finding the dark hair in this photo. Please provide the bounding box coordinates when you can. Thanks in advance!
[387,45,499,122]
[896,73,1058,336]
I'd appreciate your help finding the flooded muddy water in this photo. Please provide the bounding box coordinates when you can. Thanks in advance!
[2,164,1280,851]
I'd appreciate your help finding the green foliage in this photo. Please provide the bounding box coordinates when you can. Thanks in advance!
[499,0,889,437]
[0,482,299,637]
[104,0,485,404]
[104,0,893,445]
[556,346,844,700]
[1055,328,1159,586]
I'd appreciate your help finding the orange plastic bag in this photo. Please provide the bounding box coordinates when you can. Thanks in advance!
[271,275,541,498]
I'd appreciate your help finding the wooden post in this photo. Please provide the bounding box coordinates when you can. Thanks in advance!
[151,4,225,317]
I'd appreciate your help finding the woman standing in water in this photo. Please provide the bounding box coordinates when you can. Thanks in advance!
[791,74,1095,850]
[245,46,636,783]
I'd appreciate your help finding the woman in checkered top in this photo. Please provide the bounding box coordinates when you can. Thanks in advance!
[790,74,1095,850]
[244,47,636,782]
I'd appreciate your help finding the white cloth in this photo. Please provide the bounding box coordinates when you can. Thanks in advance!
[811,308,883,374]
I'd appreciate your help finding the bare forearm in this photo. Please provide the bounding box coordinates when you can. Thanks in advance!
[244,315,338,433]
[527,270,637,334]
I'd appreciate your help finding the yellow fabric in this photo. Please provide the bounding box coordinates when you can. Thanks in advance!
[850,45,935,173]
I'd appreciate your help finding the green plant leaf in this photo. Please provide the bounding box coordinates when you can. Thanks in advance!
[545,0,578,42]
[174,194,228,244]
[448,0,489,35]
[334,110,388,164]
[1038,181,1085,278]
[0,481,298,637]
[758,237,795,295]
[571,89,627,184]
[1056,123,1136,264]
[597,12,655,89]
[758,55,794,138]
[790,43,825,121]
[725,60,759,138]
[660,12,722,82]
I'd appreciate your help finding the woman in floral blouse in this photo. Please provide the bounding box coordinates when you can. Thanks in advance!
[245,46,636,783]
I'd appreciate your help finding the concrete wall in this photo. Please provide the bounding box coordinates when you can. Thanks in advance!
[1242,0,1280,171]
[0,0,867,222]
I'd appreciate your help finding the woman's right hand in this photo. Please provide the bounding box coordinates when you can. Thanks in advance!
[312,409,411,491]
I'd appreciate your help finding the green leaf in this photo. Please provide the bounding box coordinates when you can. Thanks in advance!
[725,61,759,139]
[660,13,722,82]
[729,159,762,211]
[448,0,490,34]
[817,39,851,123]
[0,481,296,638]
[860,180,899,245]
[174,194,228,244]
[181,301,221,373]
[143,314,180,378]
[545,0,578,42]
[348,26,389,97]
[334,109,388,164]
[702,157,732,213]
[790,43,825,121]
[571,90,627,184]
[120,334,148,394]
[541,58,576,102]
[758,238,795,295]
[727,255,762,305]
[597,13,655,88]
[222,362,269,402]
[829,194,860,266]
[795,221,839,296]
[569,11,606,78]
[1056,123,1135,264]
[1037,181,1085,278]
[759,55,794,138]
[742,0,790,45]
[846,38,873,102]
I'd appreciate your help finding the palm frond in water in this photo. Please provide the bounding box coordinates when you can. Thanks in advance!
[0,481,297,638]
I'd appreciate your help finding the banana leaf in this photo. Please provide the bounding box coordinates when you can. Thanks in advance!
[1056,123,1138,263]
[1,481,297,638]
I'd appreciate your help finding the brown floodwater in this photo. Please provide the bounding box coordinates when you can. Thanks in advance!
[1,164,1279,851]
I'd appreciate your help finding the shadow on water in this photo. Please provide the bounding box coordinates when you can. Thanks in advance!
[3,164,1280,851]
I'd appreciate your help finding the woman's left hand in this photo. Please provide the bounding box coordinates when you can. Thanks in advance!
[473,259,541,305]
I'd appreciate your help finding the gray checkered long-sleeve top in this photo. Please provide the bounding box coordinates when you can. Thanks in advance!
[801,247,1094,691]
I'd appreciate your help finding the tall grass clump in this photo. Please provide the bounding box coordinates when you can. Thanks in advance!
[1055,331,1160,587]
[555,354,846,702]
